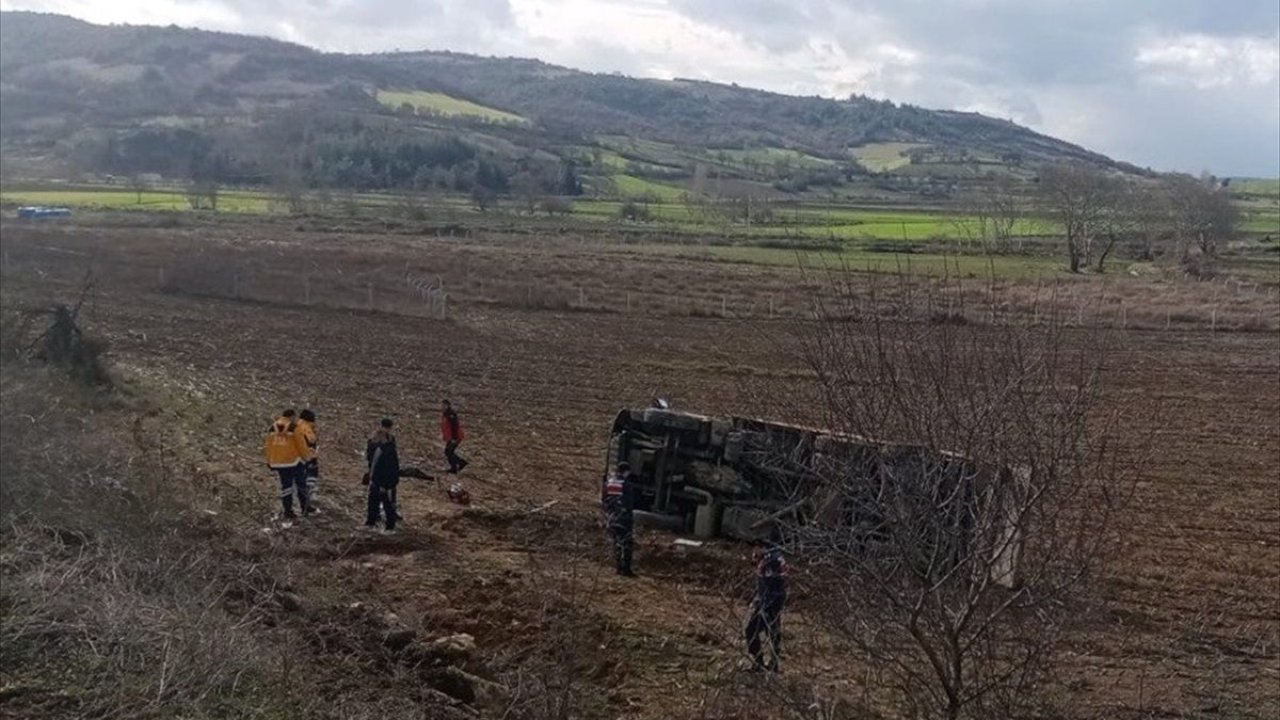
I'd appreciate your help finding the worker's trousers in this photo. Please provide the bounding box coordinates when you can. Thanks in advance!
[276,464,310,515]
[366,482,397,530]
[745,597,784,671]
[304,458,320,499]
[444,441,468,474]
[607,519,633,574]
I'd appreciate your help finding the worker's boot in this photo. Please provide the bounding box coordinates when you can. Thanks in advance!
[280,495,297,521]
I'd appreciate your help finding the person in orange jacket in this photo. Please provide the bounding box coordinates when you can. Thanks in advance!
[263,408,312,519]
[441,400,469,474]
[297,408,320,505]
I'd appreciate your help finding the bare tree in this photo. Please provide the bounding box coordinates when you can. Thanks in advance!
[1128,181,1174,261]
[469,185,497,212]
[951,176,1024,254]
[1037,163,1112,272]
[1164,174,1240,262]
[185,180,219,211]
[768,274,1135,719]
[1093,178,1141,273]
[127,174,149,205]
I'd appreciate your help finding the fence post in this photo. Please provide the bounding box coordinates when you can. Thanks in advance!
[579,286,586,308]
[626,292,631,313]
[304,276,311,305]
[233,273,241,299]
[721,295,728,317]
[1121,303,1126,329]
[367,282,373,311]
[1166,310,1171,330]
[1211,309,1217,332]
[769,295,775,318]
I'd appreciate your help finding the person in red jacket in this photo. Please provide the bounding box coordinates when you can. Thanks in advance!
[441,399,469,474]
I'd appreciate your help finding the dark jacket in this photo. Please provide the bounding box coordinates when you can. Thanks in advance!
[601,471,634,524]
[754,547,789,605]
[366,431,400,487]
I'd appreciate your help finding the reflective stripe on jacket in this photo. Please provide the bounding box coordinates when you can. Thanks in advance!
[263,417,305,469]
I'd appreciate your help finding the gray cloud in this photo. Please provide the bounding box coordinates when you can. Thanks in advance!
[667,0,1279,173]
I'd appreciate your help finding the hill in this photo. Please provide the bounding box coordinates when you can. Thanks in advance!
[0,11,1140,199]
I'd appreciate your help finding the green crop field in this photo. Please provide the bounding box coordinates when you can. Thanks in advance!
[851,142,927,172]
[597,136,689,168]
[0,188,273,213]
[1242,212,1280,235]
[1230,177,1280,197]
[376,89,525,124]
[609,174,686,202]
[710,147,836,170]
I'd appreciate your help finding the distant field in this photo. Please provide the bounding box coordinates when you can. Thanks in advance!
[636,243,1066,279]
[597,136,689,168]
[376,89,525,124]
[1231,177,1280,197]
[851,142,927,172]
[711,147,836,170]
[609,174,686,201]
[1242,212,1280,235]
[0,188,272,213]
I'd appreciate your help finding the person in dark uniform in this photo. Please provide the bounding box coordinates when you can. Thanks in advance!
[745,528,789,673]
[601,462,635,576]
[363,418,400,535]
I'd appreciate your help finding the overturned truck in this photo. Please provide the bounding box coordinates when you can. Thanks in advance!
[607,406,1026,584]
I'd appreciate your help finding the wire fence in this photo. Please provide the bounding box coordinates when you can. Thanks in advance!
[1,241,1276,333]
[149,255,1280,333]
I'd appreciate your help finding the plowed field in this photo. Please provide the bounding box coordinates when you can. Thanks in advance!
[2,217,1276,718]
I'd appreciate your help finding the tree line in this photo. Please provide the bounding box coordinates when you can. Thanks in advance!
[953,163,1242,275]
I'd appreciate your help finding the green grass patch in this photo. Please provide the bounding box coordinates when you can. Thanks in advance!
[376,89,524,124]
[1241,211,1280,235]
[597,136,690,168]
[1,188,273,213]
[1230,177,1280,198]
[609,175,686,202]
[709,147,836,170]
[851,142,927,172]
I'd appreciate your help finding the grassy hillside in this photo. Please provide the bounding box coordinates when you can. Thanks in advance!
[0,10,1142,203]
[376,89,525,123]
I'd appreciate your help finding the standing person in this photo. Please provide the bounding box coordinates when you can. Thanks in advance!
[601,462,635,577]
[441,400,468,474]
[297,408,320,512]
[364,418,400,534]
[745,528,789,673]
[263,408,311,520]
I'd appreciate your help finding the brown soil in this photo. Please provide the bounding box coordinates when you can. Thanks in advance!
[2,217,1276,718]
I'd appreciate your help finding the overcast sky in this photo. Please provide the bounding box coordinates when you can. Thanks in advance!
[3,0,1278,176]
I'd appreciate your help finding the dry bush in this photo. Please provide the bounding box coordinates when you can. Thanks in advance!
[0,319,291,719]
[756,271,1142,720]
[490,526,615,720]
